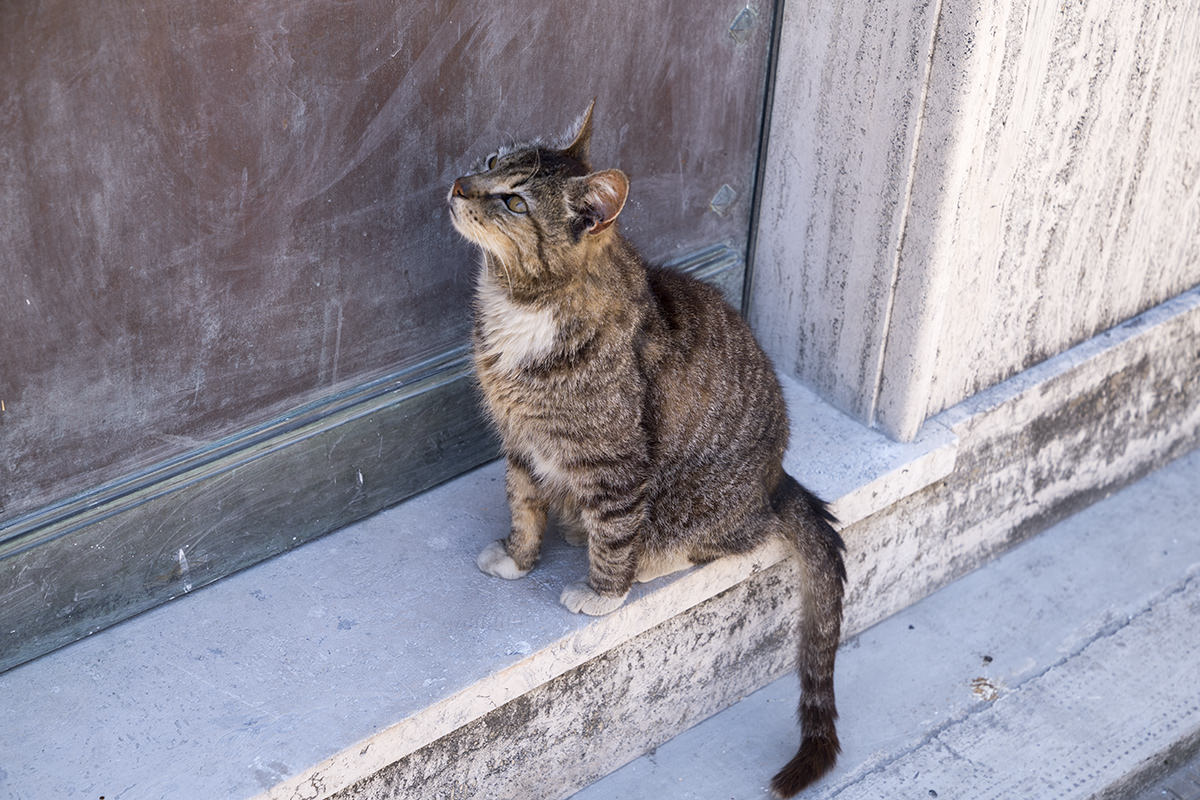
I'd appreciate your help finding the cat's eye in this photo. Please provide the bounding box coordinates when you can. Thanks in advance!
[504,194,528,214]
[486,154,498,170]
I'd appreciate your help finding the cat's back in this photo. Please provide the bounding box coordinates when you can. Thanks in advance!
[642,265,774,380]
[630,264,788,544]
[640,264,787,457]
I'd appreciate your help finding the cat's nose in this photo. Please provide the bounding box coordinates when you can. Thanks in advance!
[451,178,466,198]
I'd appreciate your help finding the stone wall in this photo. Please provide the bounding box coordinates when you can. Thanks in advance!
[750,0,1200,441]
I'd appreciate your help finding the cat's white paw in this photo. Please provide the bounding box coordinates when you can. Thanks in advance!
[477,540,530,580]
[559,582,628,616]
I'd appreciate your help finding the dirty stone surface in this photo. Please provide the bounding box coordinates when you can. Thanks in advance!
[573,445,1200,800]
[1,287,1194,800]
[1131,743,1200,800]
[0,372,951,800]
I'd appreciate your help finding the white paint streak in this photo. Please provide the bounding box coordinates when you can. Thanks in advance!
[331,302,344,385]
[177,548,193,593]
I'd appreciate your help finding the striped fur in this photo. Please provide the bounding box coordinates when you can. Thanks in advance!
[448,106,847,796]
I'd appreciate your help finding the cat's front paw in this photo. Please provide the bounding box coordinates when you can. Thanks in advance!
[559,582,628,616]
[477,540,531,580]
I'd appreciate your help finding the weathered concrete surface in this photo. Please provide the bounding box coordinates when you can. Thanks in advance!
[341,290,1200,798]
[330,566,801,800]
[1128,739,1200,800]
[846,286,1200,634]
[0,288,1195,800]
[576,444,1200,800]
[889,0,1200,434]
[751,0,1200,440]
[828,582,1200,799]
[0,368,950,800]
[296,275,1200,799]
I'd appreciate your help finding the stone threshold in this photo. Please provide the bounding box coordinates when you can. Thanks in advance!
[2,285,1197,800]
[258,375,959,800]
[0,373,954,800]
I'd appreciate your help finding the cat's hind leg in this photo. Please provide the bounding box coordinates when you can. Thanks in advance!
[634,549,693,583]
[555,497,588,547]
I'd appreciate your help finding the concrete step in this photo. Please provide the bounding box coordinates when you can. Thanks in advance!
[1,286,1197,800]
[0,373,955,800]
[573,445,1200,800]
[1131,745,1200,800]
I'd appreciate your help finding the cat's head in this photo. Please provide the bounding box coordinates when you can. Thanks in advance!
[448,102,629,285]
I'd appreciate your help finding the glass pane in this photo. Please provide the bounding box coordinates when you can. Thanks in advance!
[0,0,772,523]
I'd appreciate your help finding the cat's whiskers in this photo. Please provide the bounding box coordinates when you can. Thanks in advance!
[491,247,515,292]
[499,254,514,291]
[494,229,530,291]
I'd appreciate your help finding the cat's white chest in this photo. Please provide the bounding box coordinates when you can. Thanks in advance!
[526,442,571,487]
[475,273,559,374]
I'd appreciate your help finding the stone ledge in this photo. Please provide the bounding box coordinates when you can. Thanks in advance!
[0,371,952,800]
[2,286,1196,800]
[266,375,959,800]
[347,286,1200,800]
[249,371,958,800]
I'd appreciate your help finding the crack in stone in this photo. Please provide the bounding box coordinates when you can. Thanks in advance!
[1006,572,1197,691]
[935,738,992,775]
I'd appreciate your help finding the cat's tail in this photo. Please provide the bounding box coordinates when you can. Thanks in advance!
[768,473,847,798]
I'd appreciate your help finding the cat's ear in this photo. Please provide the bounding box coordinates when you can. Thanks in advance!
[562,99,596,163]
[576,169,628,235]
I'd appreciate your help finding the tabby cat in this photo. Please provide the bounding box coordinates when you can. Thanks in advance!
[447,103,847,797]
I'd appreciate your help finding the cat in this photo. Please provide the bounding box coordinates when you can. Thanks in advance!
[447,102,847,797]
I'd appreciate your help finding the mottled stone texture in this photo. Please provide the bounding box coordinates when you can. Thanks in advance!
[898,0,1200,427]
[751,0,1200,441]
[845,289,1200,633]
[749,0,941,428]
[329,569,800,800]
